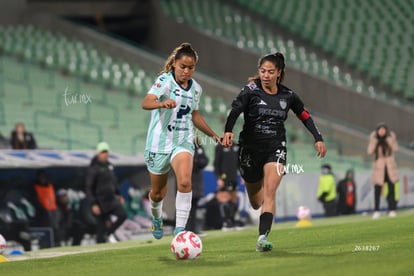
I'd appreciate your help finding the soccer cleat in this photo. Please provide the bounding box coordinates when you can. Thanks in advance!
[108,234,118,243]
[234,220,246,231]
[388,211,397,217]
[256,235,273,252]
[372,211,381,219]
[173,227,185,236]
[221,221,235,232]
[152,217,164,239]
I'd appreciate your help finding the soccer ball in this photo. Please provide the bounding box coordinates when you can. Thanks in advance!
[0,234,6,255]
[296,206,311,220]
[170,231,202,260]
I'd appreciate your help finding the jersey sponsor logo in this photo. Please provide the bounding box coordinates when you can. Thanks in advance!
[279,98,287,110]
[177,105,191,119]
[154,82,161,88]
[167,124,190,132]
[258,107,286,117]
[255,124,277,135]
[167,104,191,132]
[173,89,193,100]
[258,99,267,105]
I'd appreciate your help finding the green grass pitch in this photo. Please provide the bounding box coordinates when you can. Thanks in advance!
[1,211,413,276]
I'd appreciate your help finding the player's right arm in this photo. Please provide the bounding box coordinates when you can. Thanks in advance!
[222,87,250,147]
[141,73,176,110]
[142,94,176,110]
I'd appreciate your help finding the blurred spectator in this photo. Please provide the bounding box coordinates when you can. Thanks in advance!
[0,191,34,251]
[186,137,209,235]
[204,190,231,230]
[213,143,242,230]
[10,122,37,149]
[69,190,97,246]
[113,187,153,241]
[0,130,9,148]
[124,187,152,230]
[85,142,127,243]
[336,169,356,215]
[317,164,337,217]
[113,219,142,241]
[56,189,78,246]
[31,169,60,247]
[367,123,400,219]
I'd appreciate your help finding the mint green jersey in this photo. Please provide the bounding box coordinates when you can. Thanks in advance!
[145,72,202,153]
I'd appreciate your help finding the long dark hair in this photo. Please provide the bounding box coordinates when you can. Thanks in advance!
[248,52,285,83]
[374,123,391,159]
[159,42,199,75]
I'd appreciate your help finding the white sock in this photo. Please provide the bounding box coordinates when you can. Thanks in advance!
[150,194,163,219]
[175,191,192,229]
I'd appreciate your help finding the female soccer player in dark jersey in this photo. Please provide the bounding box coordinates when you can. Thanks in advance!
[221,52,327,252]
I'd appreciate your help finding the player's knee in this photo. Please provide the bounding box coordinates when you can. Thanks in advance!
[250,200,262,210]
[150,190,166,202]
[177,179,191,192]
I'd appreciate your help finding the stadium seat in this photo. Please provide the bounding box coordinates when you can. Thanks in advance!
[0,25,156,154]
[159,0,399,104]
[233,0,413,101]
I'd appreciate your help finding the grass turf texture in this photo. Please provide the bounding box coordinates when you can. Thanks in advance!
[1,211,413,276]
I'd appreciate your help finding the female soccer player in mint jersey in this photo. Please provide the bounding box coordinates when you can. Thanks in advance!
[222,52,327,251]
[142,43,221,239]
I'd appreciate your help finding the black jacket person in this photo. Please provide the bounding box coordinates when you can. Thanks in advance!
[85,142,126,243]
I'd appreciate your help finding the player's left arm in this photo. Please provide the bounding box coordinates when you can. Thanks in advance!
[291,93,327,158]
[192,110,221,143]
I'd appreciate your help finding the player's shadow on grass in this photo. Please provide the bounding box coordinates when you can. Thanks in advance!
[159,256,235,267]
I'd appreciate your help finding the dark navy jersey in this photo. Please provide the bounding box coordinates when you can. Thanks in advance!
[225,80,323,150]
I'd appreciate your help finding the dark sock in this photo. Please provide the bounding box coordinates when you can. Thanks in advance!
[259,212,273,236]
[374,185,381,211]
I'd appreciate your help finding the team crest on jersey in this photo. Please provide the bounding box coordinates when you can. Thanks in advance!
[279,98,287,110]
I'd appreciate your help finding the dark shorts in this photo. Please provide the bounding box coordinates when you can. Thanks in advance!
[239,145,287,183]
